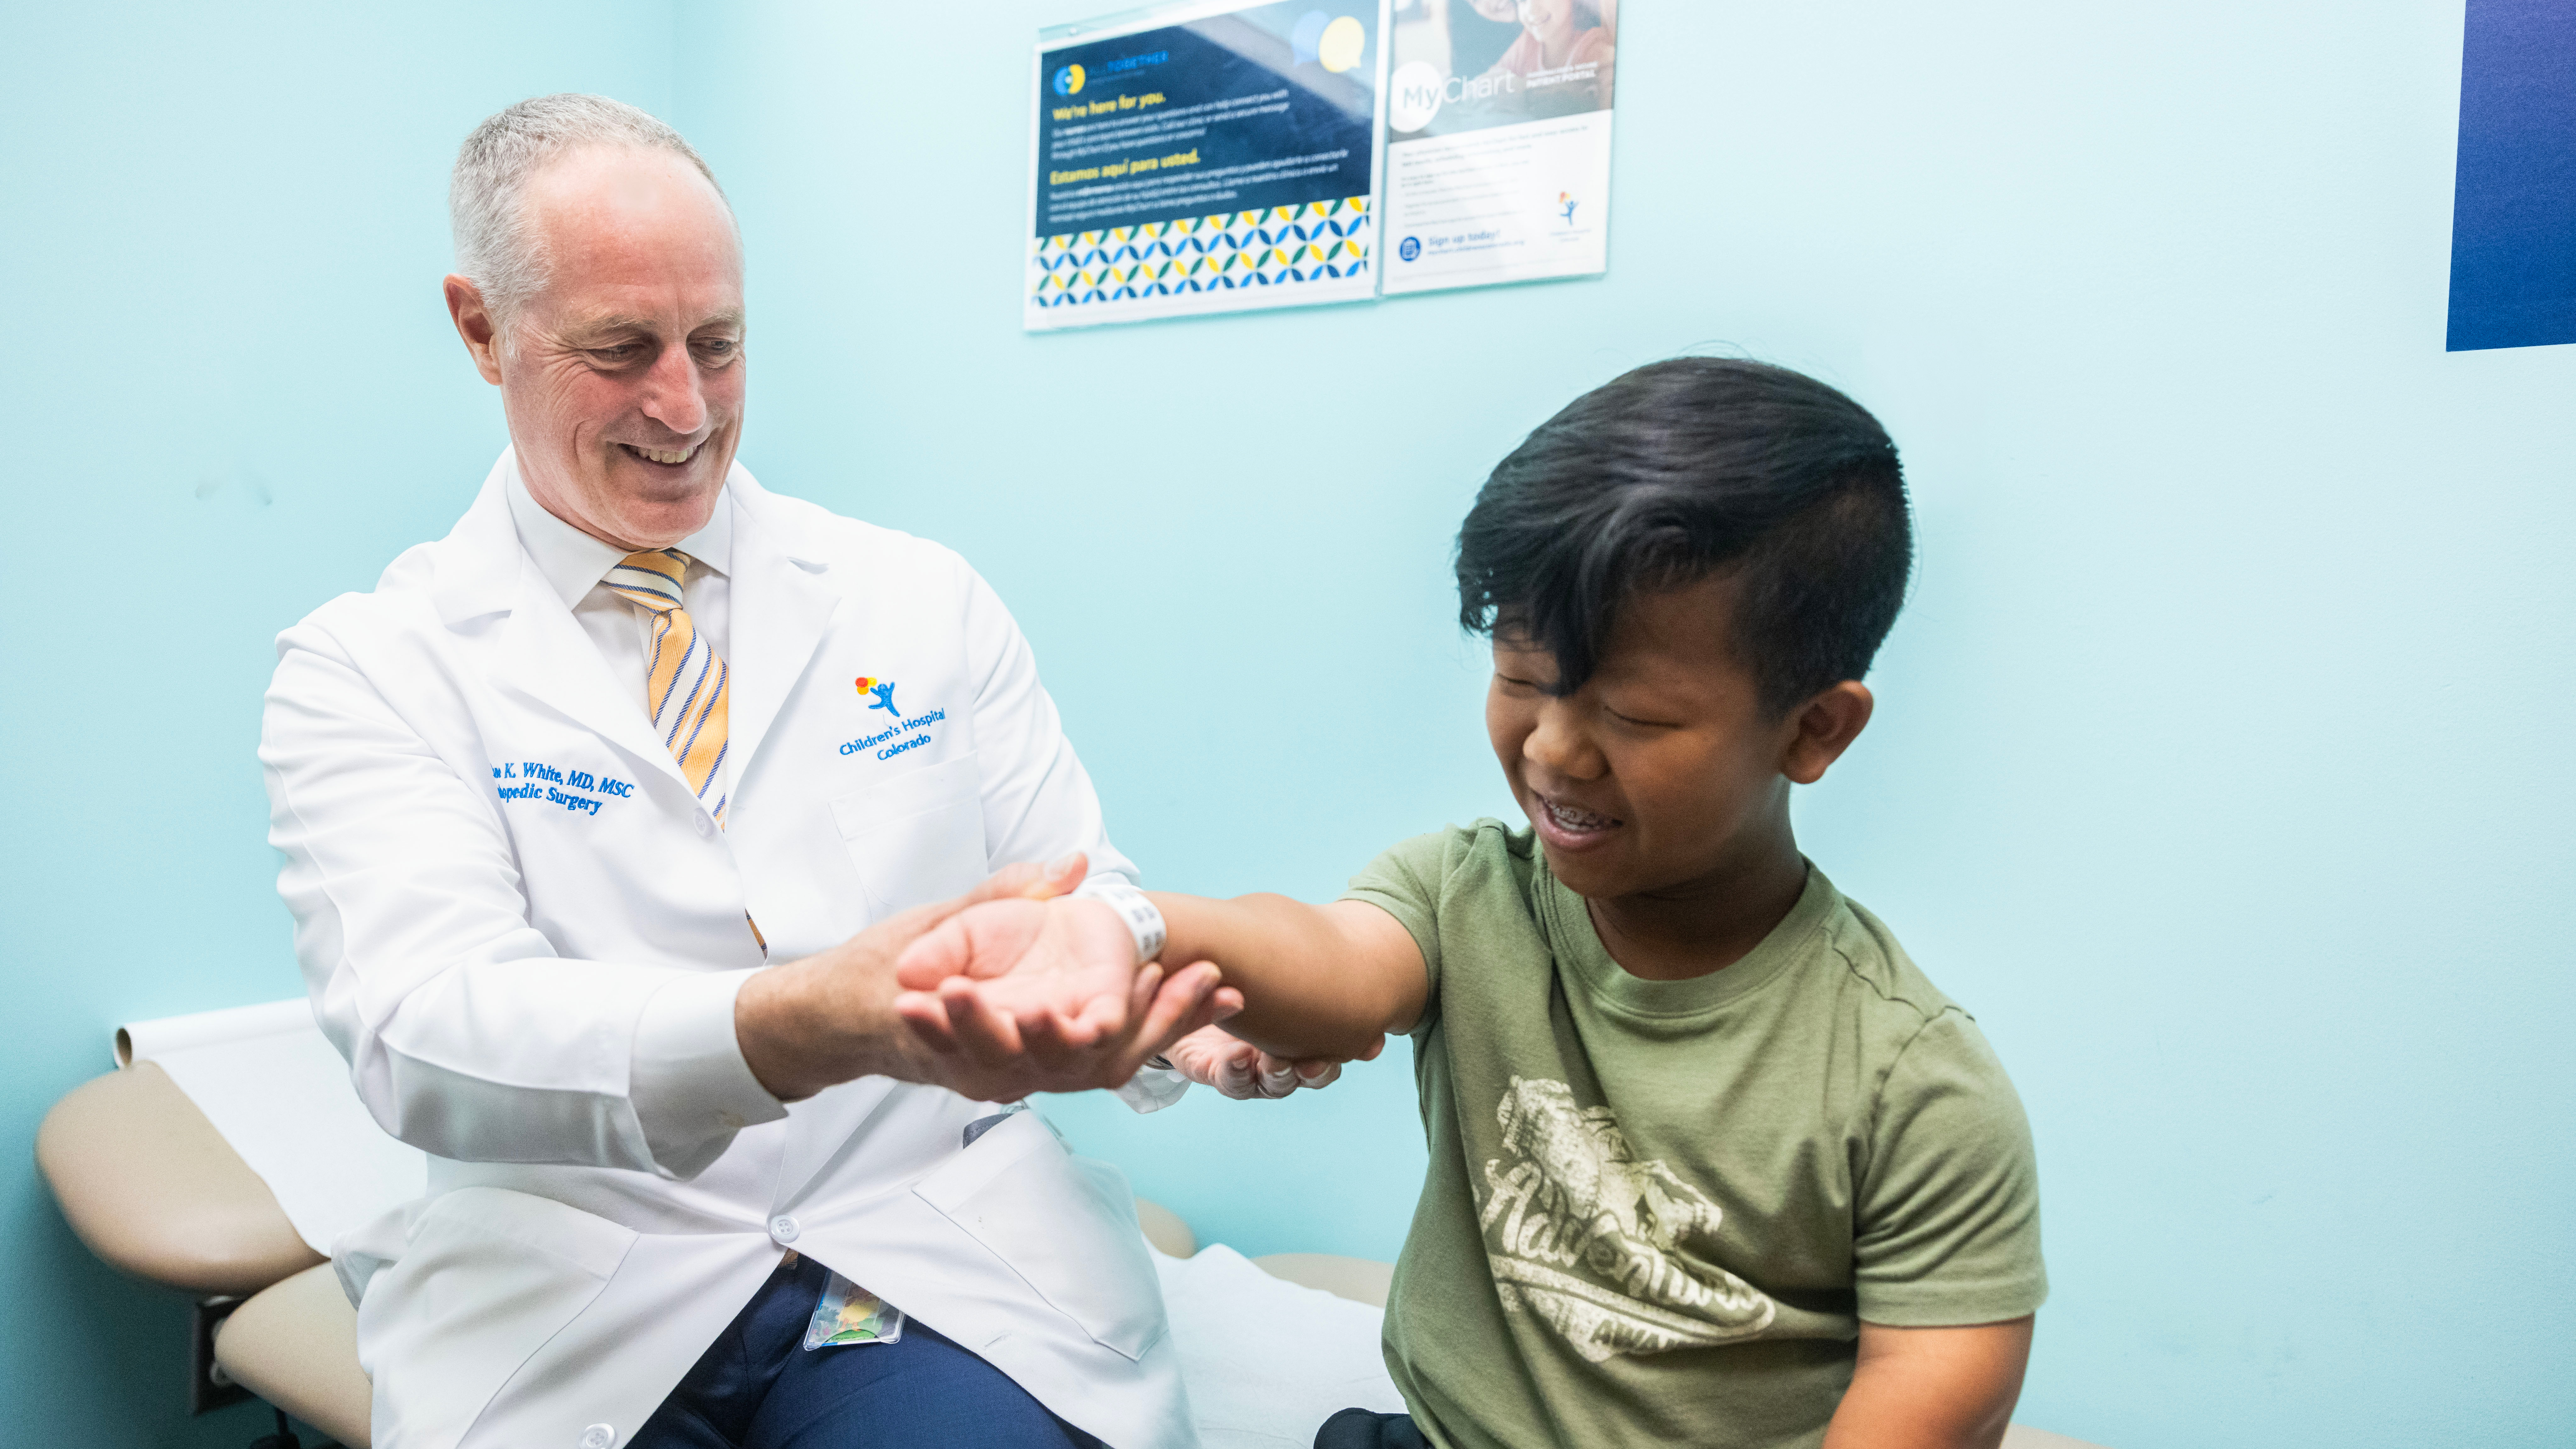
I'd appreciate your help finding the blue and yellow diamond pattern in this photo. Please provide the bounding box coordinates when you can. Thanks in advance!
[1029,197,1372,308]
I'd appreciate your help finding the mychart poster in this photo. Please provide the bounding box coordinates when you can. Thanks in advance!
[1378,0,1618,296]
[1025,0,1391,330]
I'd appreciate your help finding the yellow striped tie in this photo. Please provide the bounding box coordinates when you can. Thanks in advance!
[604,550,732,825]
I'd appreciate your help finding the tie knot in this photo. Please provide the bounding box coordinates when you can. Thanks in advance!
[607,549,692,615]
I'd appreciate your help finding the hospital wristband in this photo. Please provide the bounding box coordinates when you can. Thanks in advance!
[1071,877,1167,965]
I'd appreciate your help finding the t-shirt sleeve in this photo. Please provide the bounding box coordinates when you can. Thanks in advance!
[1851,1010,2048,1326]
[1337,828,1460,1029]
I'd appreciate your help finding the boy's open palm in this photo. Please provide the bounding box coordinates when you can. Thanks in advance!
[893,897,1242,1098]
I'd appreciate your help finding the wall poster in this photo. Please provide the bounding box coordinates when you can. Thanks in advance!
[1026,1,1392,330]
[1379,0,1619,296]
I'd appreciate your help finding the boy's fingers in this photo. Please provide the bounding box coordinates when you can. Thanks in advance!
[940,977,1025,1061]
[893,991,963,1052]
[1125,961,1163,1030]
[1216,1047,1261,1099]
[1039,851,1088,897]
[962,851,1087,907]
[1295,1058,1344,1087]
[1017,1002,1079,1062]
[1069,971,1135,1044]
[1125,966,1232,1081]
[891,915,973,991]
[1205,985,1245,1031]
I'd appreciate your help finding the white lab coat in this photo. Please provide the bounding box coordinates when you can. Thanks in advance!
[259,452,1195,1449]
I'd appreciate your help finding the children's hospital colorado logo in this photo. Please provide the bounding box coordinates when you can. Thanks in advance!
[1477,1077,1776,1362]
[840,675,949,761]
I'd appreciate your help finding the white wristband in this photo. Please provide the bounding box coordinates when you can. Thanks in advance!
[1071,877,1167,965]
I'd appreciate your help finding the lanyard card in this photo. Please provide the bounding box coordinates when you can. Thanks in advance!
[803,1272,906,1350]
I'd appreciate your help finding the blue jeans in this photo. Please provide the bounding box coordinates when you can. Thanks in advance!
[630,1253,1105,1449]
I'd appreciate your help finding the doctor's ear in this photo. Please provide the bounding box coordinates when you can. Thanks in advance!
[444,275,507,386]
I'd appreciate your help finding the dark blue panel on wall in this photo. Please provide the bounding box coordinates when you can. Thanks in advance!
[2447,0,2576,351]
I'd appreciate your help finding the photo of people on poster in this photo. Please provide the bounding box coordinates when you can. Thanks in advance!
[1388,0,1617,136]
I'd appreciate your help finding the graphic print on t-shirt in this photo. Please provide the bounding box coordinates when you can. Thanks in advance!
[1477,1077,1777,1362]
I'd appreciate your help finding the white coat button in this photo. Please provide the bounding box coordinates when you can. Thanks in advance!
[771,1215,800,1243]
[580,1426,614,1449]
[693,813,714,838]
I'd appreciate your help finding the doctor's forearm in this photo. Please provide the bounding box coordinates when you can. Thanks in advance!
[735,949,923,1102]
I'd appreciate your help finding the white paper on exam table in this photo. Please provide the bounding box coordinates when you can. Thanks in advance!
[1152,1242,1407,1447]
[117,997,428,1256]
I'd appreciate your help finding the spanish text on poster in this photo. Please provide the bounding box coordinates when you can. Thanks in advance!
[1378,0,1618,296]
[1027,1,1391,330]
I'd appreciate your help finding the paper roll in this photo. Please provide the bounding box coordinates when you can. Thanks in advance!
[113,997,426,1257]
[116,996,318,1069]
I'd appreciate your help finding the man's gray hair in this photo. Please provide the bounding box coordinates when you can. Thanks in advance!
[450,93,731,324]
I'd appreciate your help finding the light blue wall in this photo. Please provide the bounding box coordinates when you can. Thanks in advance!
[677,3,2575,1447]
[5,3,2569,1448]
[0,5,676,1444]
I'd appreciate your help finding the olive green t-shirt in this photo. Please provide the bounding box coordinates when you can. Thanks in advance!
[1342,822,2045,1449]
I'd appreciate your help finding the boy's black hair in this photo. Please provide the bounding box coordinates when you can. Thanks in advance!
[1455,357,1911,715]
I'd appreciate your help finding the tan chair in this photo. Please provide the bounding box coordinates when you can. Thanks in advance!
[36,1063,2107,1449]
[35,1063,1211,1448]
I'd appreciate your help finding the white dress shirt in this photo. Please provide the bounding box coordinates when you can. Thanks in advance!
[506,470,738,809]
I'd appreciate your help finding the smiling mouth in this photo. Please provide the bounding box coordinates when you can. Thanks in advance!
[619,441,702,467]
[1534,790,1623,840]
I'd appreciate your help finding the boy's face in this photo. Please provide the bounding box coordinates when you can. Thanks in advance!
[1485,575,1870,902]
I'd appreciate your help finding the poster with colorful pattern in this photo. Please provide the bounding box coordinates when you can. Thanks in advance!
[1026,0,1391,330]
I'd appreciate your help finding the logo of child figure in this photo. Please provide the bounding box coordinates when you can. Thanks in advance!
[840,675,947,760]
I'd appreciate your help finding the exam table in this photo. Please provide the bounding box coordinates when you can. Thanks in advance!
[37,1035,2105,1448]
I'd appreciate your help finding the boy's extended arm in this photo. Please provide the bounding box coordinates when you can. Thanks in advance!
[1820,1317,2033,1449]
[1148,894,1428,1063]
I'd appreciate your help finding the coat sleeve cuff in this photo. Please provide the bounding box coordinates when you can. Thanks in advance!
[631,967,789,1177]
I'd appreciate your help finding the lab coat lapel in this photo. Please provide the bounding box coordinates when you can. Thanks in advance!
[491,548,696,799]
[723,479,840,782]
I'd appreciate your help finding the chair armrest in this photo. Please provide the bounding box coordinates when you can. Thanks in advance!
[34,1062,323,1295]
[1134,1196,1198,1258]
[1251,1253,1394,1308]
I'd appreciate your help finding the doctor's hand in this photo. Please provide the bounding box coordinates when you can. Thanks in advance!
[1163,1024,1381,1099]
[891,897,1245,1102]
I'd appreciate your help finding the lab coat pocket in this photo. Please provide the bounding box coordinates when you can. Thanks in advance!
[355,1187,637,1448]
[915,1111,1167,1361]
[829,751,987,913]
